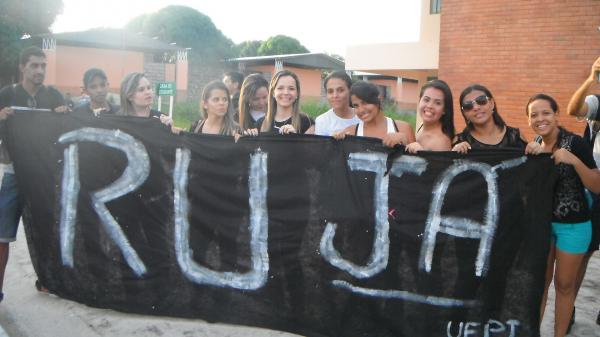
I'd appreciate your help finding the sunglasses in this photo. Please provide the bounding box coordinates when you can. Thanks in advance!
[461,95,489,111]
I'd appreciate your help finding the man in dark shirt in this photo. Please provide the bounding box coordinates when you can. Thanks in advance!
[0,46,67,303]
[223,71,244,116]
[73,68,119,116]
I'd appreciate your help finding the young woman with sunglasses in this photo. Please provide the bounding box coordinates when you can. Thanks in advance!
[333,81,415,146]
[525,93,600,337]
[453,84,526,153]
[405,79,455,153]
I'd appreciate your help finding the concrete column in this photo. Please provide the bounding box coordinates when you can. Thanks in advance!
[42,38,57,86]
[176,50,188,101]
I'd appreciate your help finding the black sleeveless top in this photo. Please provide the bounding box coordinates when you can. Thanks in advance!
[454,126,526,149]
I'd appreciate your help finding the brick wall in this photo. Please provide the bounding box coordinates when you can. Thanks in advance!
[439,0,600,140]
[187,61,225,102]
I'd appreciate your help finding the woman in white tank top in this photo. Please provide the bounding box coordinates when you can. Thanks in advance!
[333,81,414,147]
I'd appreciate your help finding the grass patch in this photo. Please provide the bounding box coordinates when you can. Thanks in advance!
[165,100,199,130]
[171,98,416,130]
[301,99,330,119]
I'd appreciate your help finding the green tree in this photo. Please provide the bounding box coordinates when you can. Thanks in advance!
[234,40,262,57]
[328,53,345,62]
[126,6,234,63]
[0,0,64,86]
[257,35,309,56]
[124,13,149,34]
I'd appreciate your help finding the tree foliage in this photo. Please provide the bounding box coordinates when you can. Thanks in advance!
[234,40,262,58]
[0,0,64,85]
[257,35,309,56]
[126,6,234,63]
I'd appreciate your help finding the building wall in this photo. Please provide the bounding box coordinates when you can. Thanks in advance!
[369,78,398,104]
[246,65,275,81]
[439,0,600,140]
[346,0,440,72]
[143,62,166,86]
[187,61,224,101]
[54,45,145,96]
[364,78,419,111]
[245,65,324,101]
[399,80,419,106]
[290,67,323,100]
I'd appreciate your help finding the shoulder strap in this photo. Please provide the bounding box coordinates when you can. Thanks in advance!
[195,120,205,134]
[392,118,399,132]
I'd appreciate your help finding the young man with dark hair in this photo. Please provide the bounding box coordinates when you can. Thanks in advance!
[73,68,119,116]
[223,71,244,115]
[0,46,67,303]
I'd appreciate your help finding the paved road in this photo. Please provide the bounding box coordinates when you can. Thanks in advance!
[0,226,598,337]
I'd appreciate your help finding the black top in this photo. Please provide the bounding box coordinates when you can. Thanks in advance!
[0,84,65,163]
[231,92,240,115]
[0,84,64,111]
[189,119,240,136]
[73,101,120,116]
[255,114,314,134]
[455,126,526,149]
[149,109,162,118]
[537,128,597,223]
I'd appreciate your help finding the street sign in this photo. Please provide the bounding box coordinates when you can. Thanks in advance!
[156,82,176,97]
[156,82,176,117]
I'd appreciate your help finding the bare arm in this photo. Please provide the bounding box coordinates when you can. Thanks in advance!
[332,125,355,140]
[567,56,600,117]
[396,120,416,144]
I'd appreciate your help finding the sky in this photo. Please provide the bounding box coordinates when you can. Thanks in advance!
[51,0,422,57]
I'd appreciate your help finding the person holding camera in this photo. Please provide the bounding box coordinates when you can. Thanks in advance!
[566,55,600,327]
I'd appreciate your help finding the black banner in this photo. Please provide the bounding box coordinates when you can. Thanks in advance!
[6,111,554,337]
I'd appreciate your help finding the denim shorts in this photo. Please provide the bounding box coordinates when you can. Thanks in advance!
[0,172,23,243]
[551,221,592,254]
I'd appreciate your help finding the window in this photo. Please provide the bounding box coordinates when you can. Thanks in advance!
[430,0,441,14]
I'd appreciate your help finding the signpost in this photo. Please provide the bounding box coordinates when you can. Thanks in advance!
[156,82,176,117]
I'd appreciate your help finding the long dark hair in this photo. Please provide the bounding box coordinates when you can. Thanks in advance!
[239,73,269,131]
[526,93,562,150]
[324,70,353,108]
[525,93,559,116]
[350,81,381,109]
[420,79,455,140]
[459,84,505,130]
